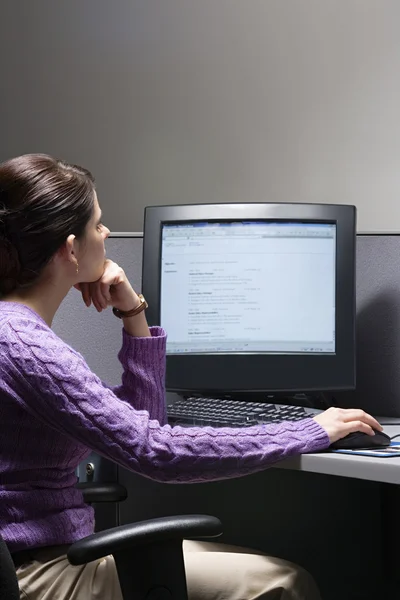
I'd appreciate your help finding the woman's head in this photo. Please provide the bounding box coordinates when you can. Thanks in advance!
[0,153,109,296]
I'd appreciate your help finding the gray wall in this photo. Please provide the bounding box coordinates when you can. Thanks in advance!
[2,1,400,232]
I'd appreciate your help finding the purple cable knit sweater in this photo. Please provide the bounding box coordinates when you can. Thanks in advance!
[0,301,330,552]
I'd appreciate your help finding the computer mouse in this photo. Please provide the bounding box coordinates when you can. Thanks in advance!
[330,429,391,450]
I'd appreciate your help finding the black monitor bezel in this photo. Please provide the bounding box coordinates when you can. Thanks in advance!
[142,203,356,394]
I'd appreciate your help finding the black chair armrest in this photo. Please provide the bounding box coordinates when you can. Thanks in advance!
[76,482,128,504]
[67,514,222,565]
[68,515,222,599]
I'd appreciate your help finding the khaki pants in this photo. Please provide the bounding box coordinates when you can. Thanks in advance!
[17,540,321,600]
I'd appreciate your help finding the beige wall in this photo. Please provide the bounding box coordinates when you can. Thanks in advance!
[1,1,400,232]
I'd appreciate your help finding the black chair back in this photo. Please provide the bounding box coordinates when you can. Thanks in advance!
[0,534,20,600]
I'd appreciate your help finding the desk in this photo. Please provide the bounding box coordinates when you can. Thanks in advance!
[276,424,400,484]
[114,423,400,600]
[118,457,386,600]
[263,422,400,599]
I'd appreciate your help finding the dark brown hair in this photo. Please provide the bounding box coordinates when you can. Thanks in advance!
[0,153,95,295]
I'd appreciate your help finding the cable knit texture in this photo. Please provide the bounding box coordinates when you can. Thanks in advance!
[0,301,330,552]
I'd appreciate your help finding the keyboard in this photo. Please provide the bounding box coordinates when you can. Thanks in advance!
[166,396,315,428]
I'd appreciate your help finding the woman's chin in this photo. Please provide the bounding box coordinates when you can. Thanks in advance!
[88,267,107,283]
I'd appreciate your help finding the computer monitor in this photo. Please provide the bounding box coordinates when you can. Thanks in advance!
[142,203,356,396]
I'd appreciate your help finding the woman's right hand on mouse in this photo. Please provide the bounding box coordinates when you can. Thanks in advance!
[313,407,383,443]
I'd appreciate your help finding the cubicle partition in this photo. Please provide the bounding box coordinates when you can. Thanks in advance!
[340,235,400,417]
[57,234,400,600]
[56,233,400,417]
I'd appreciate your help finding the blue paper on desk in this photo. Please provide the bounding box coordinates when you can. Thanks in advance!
[331,441,400,458]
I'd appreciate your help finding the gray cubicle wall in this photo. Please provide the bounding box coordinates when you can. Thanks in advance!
[55,234,393,600]
[55,233,400,418]
[340,235,400,417]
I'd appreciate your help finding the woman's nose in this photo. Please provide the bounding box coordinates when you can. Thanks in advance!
[104,226,111,239]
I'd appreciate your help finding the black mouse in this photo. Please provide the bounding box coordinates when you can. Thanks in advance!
[331,429,391,450]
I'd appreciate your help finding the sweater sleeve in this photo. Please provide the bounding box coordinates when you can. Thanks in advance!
[105,327,167,425]
[3,317,330,483]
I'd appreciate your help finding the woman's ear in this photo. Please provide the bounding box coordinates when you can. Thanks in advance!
[56,234,77,265]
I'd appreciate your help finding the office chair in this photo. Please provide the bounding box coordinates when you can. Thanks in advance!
[0,530,19,600]
[0,483,223,600]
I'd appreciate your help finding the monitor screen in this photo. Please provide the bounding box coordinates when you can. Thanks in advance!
[142,203,356,395]
[160,221,336,355]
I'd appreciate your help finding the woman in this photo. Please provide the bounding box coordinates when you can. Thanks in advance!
[0,154,380,600]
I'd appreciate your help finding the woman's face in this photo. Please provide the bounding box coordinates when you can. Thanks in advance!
[78,192,110,282]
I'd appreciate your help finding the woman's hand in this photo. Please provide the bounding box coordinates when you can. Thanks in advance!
[313,407,383,444]
[75,259,140,313]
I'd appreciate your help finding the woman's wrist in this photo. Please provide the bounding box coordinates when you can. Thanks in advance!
[113,295,147,319]
[115,291,151,337]
[122,312,151,337]
[113,290,141,313]
[109,280,151,336]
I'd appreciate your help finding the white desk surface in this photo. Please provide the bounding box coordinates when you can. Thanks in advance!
[275,421,400,485]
